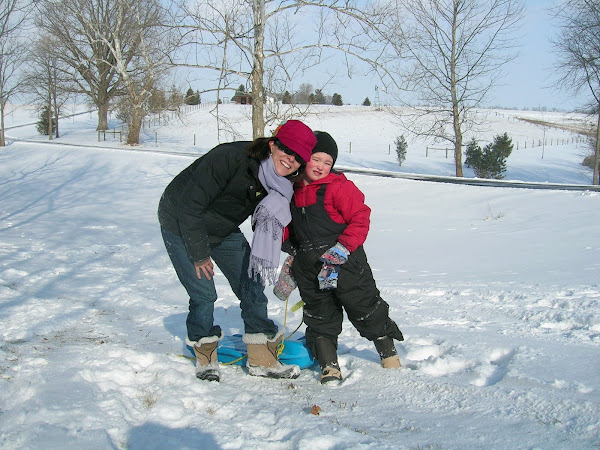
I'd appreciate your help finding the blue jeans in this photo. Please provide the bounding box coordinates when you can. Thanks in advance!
[161,227,278,341]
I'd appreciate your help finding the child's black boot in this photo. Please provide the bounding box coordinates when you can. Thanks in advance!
[314,336,342,384]
[374,336,401,369]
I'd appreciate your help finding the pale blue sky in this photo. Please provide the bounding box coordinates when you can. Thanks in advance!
[488,0,580,111]
[337,0,582,111]
[188,1,585,111]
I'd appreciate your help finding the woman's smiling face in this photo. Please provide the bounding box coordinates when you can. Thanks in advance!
[303,152,333,184]
[269,140,303,177]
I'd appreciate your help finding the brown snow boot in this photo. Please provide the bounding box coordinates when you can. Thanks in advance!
[315,336,342,385]
[188,334,222,382]
[243,331,300,379]
[374,336,401,369]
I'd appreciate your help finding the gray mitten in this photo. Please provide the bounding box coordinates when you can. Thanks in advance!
[273,255,297,301]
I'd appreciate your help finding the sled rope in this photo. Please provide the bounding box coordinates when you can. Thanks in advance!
[276,295,292,358]
[231,296,304,363]
[222,354,246,365]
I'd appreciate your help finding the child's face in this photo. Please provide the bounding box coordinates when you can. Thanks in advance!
[304,152,333,183]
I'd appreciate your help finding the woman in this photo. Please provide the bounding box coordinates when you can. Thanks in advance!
[276,131,403,384]
[158,120,316,382]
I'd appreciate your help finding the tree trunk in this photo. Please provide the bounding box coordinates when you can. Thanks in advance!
[53,95,60,139]
[127,106,143,145]
[450,0,463,177]
[0,105,6,147]
[47,96,53,141]
[453,108,463,177]
[251,0,265,139]
[594,109,600,185]
[97,102,109,131]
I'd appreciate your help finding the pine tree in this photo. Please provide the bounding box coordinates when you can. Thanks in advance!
[36,106,56,136]
[465,133,513,179]
[314,89,326,104]
[464,138,483,173]
[282,91,292,104]
[184,88,195,105]
[332,93,343,106]
[362,97,371,106]
[394,135,408,166]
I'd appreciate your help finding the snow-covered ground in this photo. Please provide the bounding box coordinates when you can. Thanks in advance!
[1,104,599,449]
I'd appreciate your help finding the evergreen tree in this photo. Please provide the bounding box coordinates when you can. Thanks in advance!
[464,138,483,173]
[282,91,292,104]
[314,89,326,104]
[36,106,56,136]
[362,97,371,106]
[184,88,195,105]
[394,135,408,166]
[465,133,513,179]
[332,93,343,106]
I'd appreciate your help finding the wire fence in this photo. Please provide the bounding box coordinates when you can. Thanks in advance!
[98,102,219,143]
[423,136,589,157]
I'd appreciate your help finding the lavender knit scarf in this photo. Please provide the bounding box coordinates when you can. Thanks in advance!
[248,157,294,285]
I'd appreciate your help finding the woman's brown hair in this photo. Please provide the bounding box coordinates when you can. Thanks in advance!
[247,137,271,161]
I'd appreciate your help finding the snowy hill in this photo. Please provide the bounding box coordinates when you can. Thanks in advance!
[1,105,599,449]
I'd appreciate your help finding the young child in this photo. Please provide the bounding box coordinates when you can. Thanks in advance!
[276,131,404,384]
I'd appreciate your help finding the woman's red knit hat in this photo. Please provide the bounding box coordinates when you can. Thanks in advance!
[273,120,316,163]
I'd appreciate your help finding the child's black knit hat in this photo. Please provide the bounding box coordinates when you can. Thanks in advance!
[313,131,338,167]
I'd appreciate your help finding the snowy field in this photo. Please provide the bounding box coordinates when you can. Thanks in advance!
[1,104,599,449]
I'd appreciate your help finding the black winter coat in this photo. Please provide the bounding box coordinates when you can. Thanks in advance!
[158,142,266,262]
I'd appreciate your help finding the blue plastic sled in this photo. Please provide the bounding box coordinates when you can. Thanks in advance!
[187,334,315,369]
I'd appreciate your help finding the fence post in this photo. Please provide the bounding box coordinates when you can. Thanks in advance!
[349,142,352,153]
[426,146,429,157]
[155,131,158,144]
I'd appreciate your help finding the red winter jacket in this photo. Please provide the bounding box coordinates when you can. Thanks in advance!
[285,171,371,253]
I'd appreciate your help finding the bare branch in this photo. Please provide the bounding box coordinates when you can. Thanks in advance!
[551,0,600,183]
[386,0,525,177]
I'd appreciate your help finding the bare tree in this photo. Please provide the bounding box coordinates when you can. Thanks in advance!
[387,0,524,177]
[22,36,73,139]
[0,34,26,146]
[0,0,28,36]
[103,0,173,144]
[0,0,32,146]
[551,0,600,184]
[36,0,154,131]
[294,83,315,105]
[173,0,393,138]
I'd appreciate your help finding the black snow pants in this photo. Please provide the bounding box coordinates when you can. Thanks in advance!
[291,185,403,356]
